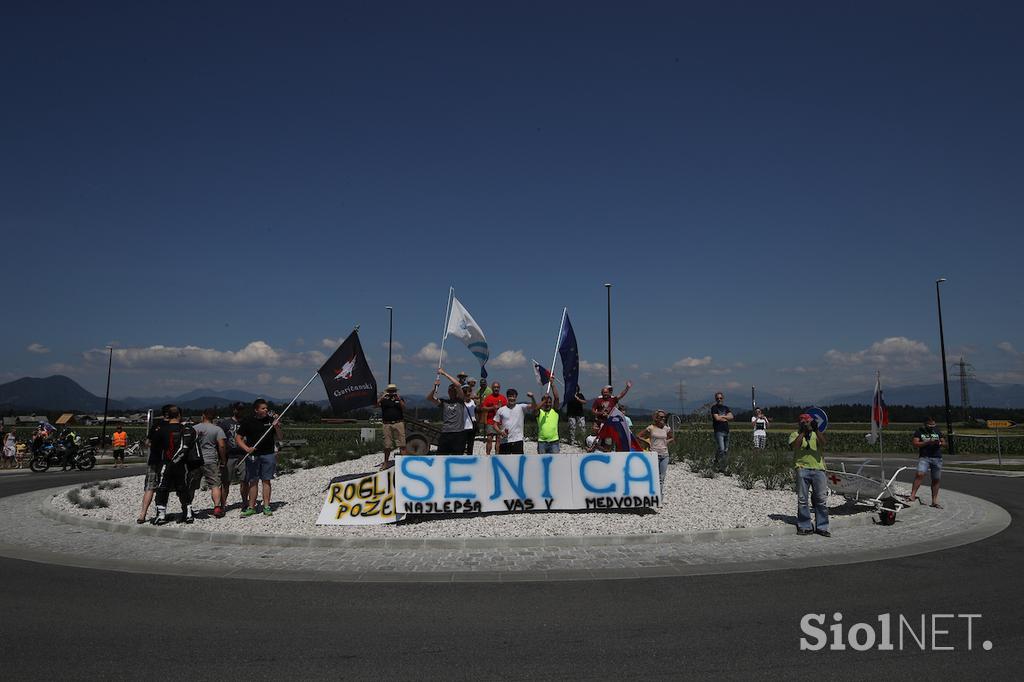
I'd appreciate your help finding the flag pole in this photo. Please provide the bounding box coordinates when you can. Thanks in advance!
[545,308,567,397]
[877,370,886,481]
[437,287,454,374]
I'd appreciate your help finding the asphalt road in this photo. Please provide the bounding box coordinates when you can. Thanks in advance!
[0,465,1021,679]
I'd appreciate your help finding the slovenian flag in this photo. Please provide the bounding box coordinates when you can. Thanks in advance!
[870,375,889,443]
[532,359,554,386]
[597,407,644,451]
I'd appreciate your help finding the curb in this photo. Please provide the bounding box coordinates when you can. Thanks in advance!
[943,468,1024,478]
[42,485,909,550]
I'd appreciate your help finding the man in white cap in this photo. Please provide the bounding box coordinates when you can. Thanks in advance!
[377,384,406,469]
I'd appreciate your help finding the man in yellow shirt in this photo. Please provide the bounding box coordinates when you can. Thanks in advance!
[531,381,561,454]
[788,414,830,537]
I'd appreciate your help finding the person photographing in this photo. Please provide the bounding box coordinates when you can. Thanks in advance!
[789,414,830,537]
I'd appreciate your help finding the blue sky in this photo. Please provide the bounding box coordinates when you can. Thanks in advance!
[2,1,1022,406]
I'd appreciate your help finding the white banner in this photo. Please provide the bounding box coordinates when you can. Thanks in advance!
[317,469,402,525]
[395,452,661,514]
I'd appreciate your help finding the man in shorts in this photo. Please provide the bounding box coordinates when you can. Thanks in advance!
[217,403,249,512]
[427,370,467,454]
[136,405,171,524]
[236,399,282,517]
[909,416,946,508]
[378,384,406,468]
[481,381,507,455]
[194,407,227,518]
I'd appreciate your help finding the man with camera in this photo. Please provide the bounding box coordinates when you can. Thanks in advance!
[789,413,830,537]
[378,384,406,468]
[908,416,946,508]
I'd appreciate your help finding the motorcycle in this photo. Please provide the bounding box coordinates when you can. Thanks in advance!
[29,441,97,472]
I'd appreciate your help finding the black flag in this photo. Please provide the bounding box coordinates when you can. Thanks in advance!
[318,330,377,414]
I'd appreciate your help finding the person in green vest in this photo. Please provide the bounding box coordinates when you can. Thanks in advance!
[530,381,561,454]
[789,413,830,537]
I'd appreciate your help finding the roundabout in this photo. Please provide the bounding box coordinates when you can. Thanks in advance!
[0,456,1010,582]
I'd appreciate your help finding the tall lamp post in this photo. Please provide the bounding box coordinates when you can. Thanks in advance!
[385,306,394,385]
[935,278,955,454]
[604,283,613,386]
[100,346,113,453]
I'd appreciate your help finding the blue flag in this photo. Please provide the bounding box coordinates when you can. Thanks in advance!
[558,313,580,412]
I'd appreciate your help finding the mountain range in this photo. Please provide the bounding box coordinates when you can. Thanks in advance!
[821,381,1024,408]
[3,375,1024,413]
[0,376,286,412]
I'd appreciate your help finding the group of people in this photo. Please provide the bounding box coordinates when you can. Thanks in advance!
[375,371,677,490]
[135,399,283,525]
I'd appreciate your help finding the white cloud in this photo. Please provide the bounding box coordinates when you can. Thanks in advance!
[85,341,326,370]
[382,340,404,351]
[322,338,341,349]
[257,373,272,385]
[579,360,607,374]
[277,376,301,385]
[45,363,80,374]
[997,341,1020,357]
[824,337,931,367]
[723,381,742,390]
[27,342,50,354]
[673,355,712,369]
[490,350,527,369]
[779,366,817,374]
[413,342,447,363]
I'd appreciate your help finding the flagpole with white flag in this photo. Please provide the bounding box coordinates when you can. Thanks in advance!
[545,308,567,397]
[437,287,454,374]
[444,295,490,380]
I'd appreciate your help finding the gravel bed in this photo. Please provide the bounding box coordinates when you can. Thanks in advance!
[52,442,873,538]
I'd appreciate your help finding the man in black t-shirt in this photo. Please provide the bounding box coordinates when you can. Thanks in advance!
[909,417,946,508]
[566,388,587,445]
[710,392,734,472]
[150,405,198,525]
[136,405,171,524]
[235,399,283,517]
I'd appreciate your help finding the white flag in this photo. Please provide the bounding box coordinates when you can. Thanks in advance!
[445,297,489,377]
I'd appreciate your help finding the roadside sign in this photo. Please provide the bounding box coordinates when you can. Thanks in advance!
[806,407,829,432]
[986,420,1017,429]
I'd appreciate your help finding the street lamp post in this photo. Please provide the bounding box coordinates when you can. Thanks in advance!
[604,283,612,386]
[100,346,113,453]
[935,278,955,454]
[385,306,394,385]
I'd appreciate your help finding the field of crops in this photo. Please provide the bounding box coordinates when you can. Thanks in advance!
[5,421,1021,457]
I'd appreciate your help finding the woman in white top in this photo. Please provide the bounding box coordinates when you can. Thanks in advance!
[751,408,770,449]
[462,385,477,455]
[3,430,16,469]
[636,410,674,490]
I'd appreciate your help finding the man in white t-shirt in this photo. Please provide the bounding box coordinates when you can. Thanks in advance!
[493,388,530,454]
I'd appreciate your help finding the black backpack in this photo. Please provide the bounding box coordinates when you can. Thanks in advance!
[170,424,202,466]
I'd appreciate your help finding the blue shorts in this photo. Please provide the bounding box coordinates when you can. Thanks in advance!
[538,440,560,454]
[245,453,276,481]
[916,456,942,480]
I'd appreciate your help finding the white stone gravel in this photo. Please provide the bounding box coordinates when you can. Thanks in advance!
[52,442,874,538]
